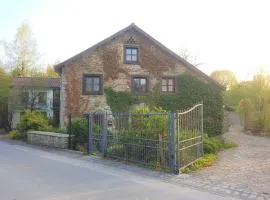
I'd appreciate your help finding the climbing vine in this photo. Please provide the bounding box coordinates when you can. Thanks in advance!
[101,47,128,81]
[157,74,224,136]
[104,87,140,112]
[105,74,223,136]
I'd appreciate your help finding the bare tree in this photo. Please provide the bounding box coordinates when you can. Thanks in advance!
[210,70,237,90]
[1,22,40,77]
[21,88,41,111]
[179,48,203,67]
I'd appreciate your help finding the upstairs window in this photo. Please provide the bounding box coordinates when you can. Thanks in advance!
[132,76,148,94]
[125,46,139,64]
[161,77,175,92]
[83,74,103,95]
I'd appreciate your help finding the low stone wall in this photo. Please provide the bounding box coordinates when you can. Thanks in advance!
[27,131,69,149]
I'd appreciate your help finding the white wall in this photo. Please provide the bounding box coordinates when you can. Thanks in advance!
[12,112,20,129]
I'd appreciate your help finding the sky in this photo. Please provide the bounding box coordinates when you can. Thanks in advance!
[0,0,270,80]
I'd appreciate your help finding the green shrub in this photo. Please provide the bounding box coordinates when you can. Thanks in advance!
[131,106,168,139]
[115,129,168,164]
[38,126,55,132]
[67,118,101,151]
[203,135,237,154]
[7,130,24,140]
[104,87,139,112]
[67,118,88,150]
[107,144,125,155]
[181,153,217,173]
[222,142,238,149]
[108,107,169,165]
[17,110,52,134]
[203,136,219,154]
[54,127,67,134]
[12,110,52,140]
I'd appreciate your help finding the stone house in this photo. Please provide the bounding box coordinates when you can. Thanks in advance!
[10,77,60,128]
[54,23,221,127]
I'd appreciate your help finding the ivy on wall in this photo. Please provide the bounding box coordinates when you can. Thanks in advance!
[104,88,140,112]
[157,74,224,136]
[105,74,223,136]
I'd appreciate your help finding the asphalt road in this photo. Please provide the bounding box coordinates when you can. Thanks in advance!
[0,140,237,200]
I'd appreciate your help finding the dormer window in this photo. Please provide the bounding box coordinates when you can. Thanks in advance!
[124,46,139,64]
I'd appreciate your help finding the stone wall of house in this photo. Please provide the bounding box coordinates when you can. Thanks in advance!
[60,29,211,126]
[27,131,69,149]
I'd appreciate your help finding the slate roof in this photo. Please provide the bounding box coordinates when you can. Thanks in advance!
[12,77,61,88]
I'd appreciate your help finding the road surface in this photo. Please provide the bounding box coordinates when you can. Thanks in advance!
[0,140,237,200]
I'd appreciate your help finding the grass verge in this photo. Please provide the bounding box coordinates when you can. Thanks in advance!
[181,135,238,173]
[181,153,217,173]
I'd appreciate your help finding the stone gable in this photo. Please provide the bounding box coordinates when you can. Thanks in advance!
[60,28,212,126]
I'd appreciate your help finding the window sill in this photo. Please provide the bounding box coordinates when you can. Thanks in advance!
[82,93,103,96]
[124,61,140,65]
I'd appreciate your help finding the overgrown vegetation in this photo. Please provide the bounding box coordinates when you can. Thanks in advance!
[67,118,88,151]
[181,135,238,173]
[104,87,139,112]
[0,66,10,129]
[0,23,60,131]
[225,71,270,136]
[107,106,169,167]
[158,75,223,136]
[0,65,10,97]
[7,110,62,140]
[105,74,223,136]
[181,154,217,173]
[203,135,238,154]
[66,117,102,151]
[7,130,22,140]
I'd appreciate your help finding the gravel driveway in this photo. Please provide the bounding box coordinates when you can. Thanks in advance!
[164,113,270,200]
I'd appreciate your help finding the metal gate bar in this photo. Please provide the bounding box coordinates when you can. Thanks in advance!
[176,103,203,170]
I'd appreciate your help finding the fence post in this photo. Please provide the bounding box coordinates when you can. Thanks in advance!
[68,113,71,149]
[168,112,177,173]
[101,112,108,156]
[201,103,204,156]
[87,113,93,153]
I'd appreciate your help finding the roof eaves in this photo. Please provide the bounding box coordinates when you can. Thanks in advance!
[11,77,61,88]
